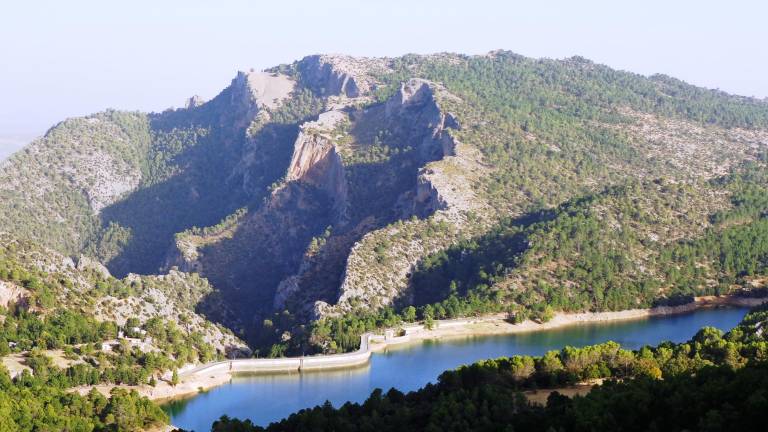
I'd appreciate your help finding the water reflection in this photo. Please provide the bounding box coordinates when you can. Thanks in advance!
[167,307,749,431]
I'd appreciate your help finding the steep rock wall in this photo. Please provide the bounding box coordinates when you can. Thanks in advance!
[275,79,484,318]
[296,55,391,98]
[285,110,349,221]
[314,80,491,317]
[384,79,459,162]
[193,183,335,333]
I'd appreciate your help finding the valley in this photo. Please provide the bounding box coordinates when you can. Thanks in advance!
[2,50,768,431]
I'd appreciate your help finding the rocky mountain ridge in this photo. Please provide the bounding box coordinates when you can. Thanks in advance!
[2,51,768,350]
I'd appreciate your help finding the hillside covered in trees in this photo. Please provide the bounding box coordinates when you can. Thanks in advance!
[0,235,249,430]
[1,51,767,355]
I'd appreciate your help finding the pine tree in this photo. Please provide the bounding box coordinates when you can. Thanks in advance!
[171,369,179,387]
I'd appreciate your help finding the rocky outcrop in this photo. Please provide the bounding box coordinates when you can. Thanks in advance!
[0,280,29,309]
[313,79,493,317]
[403,137,490,224]
[185,95,206,109]
[285,110,349,221]
[297,55,390,98]
[226,70,299,198]
[76,254,112,279]
[385,79,460,162]
[273,216,378,314]
[225,70,294,130]
[162,209,249,275]
[273,268,305,310]
[244,71,295,109]
[264,77,477,319]
[397,171,449,218]
[322,217,461,317]
[163,238,202,273]
[380,79,474,221]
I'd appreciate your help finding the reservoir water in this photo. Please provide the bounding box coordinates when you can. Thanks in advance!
[165,307,749,431]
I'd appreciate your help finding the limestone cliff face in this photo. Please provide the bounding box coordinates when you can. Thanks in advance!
[243,71,295,109]
[227,70,295,129]
[299,55,361,97]
[0,280,29,309]
[296,55,390,98]
[271,78,485,319]
[313,79,490,317]
[384,79,459,162]
[399,172,448,218]
[285,110,349,221]
[381,79,466,219]
[227,71,299,197]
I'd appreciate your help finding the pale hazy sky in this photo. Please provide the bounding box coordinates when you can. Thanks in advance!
[1,0,766,158]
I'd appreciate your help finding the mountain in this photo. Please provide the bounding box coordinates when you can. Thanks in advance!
[2,51,768,351]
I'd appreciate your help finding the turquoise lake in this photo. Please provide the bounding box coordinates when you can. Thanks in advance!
[165,307,749,431]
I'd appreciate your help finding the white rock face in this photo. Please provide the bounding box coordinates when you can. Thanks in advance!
[412,142,490,223]
[0,280,29,308]
[298,54,391,98]
[385,79,436,115]
[245,71,296,109]
[71,149,141,214]
[274,275,301,310]
[306,110,347,130]
[285,110,349,220]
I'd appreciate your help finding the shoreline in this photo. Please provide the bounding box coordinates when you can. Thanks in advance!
[74,295,766,403]
[386,295,766,348]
